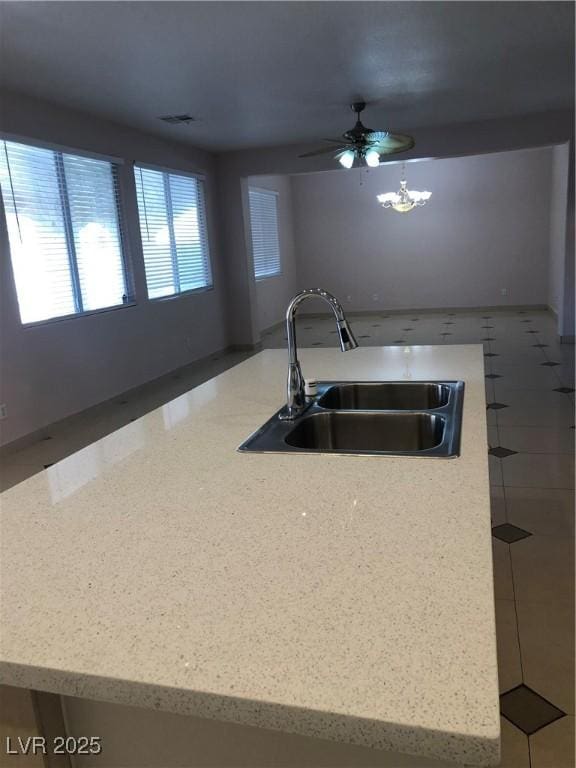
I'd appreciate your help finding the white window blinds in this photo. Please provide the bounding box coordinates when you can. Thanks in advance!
[134,166,212,299]
[248,187,281,279]
[0,139,128,324]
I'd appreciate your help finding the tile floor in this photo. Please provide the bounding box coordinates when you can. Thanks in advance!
[1,307,574,767]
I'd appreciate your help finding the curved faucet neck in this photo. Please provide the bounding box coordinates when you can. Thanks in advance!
[286,289,343,365]
[280,289,357,420]
[286,288,345,322]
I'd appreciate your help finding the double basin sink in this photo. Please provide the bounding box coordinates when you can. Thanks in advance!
[239,381,465,458]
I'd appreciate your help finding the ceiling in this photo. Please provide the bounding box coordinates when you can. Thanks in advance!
[0,2,573,152]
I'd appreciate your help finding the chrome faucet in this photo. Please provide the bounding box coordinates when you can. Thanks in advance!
[279,288,358,420]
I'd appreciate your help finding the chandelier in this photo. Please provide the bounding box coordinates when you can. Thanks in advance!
[377,165,432,213]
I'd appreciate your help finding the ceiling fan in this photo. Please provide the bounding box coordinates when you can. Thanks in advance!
[299,101,414,169]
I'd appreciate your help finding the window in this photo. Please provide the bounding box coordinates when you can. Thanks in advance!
[0,139,129,324]
[248,187,281,279]
[134,165,212,299]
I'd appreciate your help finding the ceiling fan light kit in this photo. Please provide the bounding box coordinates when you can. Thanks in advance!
[299,101,415,169]
[337,146,380,169]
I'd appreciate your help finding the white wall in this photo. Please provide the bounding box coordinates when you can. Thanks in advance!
[290,148,554,312]
[560,142,575,340]
[246,175,299,331]
[0,92,228,446]
[548,143,570,317]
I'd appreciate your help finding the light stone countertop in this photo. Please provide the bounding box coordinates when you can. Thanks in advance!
[0,346,499,766]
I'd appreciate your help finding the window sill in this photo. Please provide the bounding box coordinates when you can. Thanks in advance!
[255,273,282,282]
[21,301,138,329]
[148,285,214,303]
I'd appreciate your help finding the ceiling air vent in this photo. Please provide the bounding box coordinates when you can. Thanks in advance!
[158,114,195,125]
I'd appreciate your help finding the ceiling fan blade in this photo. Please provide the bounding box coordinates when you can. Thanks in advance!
[365,132,415,155]
[298,145,350,158]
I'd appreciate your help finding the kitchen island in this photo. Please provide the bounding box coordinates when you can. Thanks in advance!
[0,346,499,767]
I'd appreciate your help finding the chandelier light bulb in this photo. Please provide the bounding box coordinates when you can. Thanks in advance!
[338,150,355,169]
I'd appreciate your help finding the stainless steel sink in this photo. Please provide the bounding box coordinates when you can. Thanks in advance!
[238,380,464,458]
[285,412,446,453]
[317,382,449,411]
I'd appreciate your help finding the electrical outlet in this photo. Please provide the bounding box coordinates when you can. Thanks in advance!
[501,288,508,296]
[0,404,7,420]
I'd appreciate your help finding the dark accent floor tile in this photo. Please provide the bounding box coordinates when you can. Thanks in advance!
[441,333,452,336]
[42,436,53,441]
[526,330,539,334]
[447,313,456,316]
[485,373,502,379]
[482,337,496,341]
[371,324,381,327]
[304,326,313,330]
[118,400,128,405]
[444,322,454,325]
[489,446,518,458]
[311,342,324,346]
[43,463,53,469]
[393,340,406,344]
[358,335,371,338]
[482,325,495,329]
[487,402,509,410]
[402,328,413,331]
[500,685,565,735]
[518,311,526,314]
[520,319,532,323]
[482,316,492,319]
[411,318,419,321]
[485,353,499,358]
[553,387,575,394]
[329,330,337,334]
[532,344,549,348]
[541,362,560,367]
[492,522,532,543]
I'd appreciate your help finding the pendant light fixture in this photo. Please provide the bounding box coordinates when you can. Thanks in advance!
[377,164,432,213]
